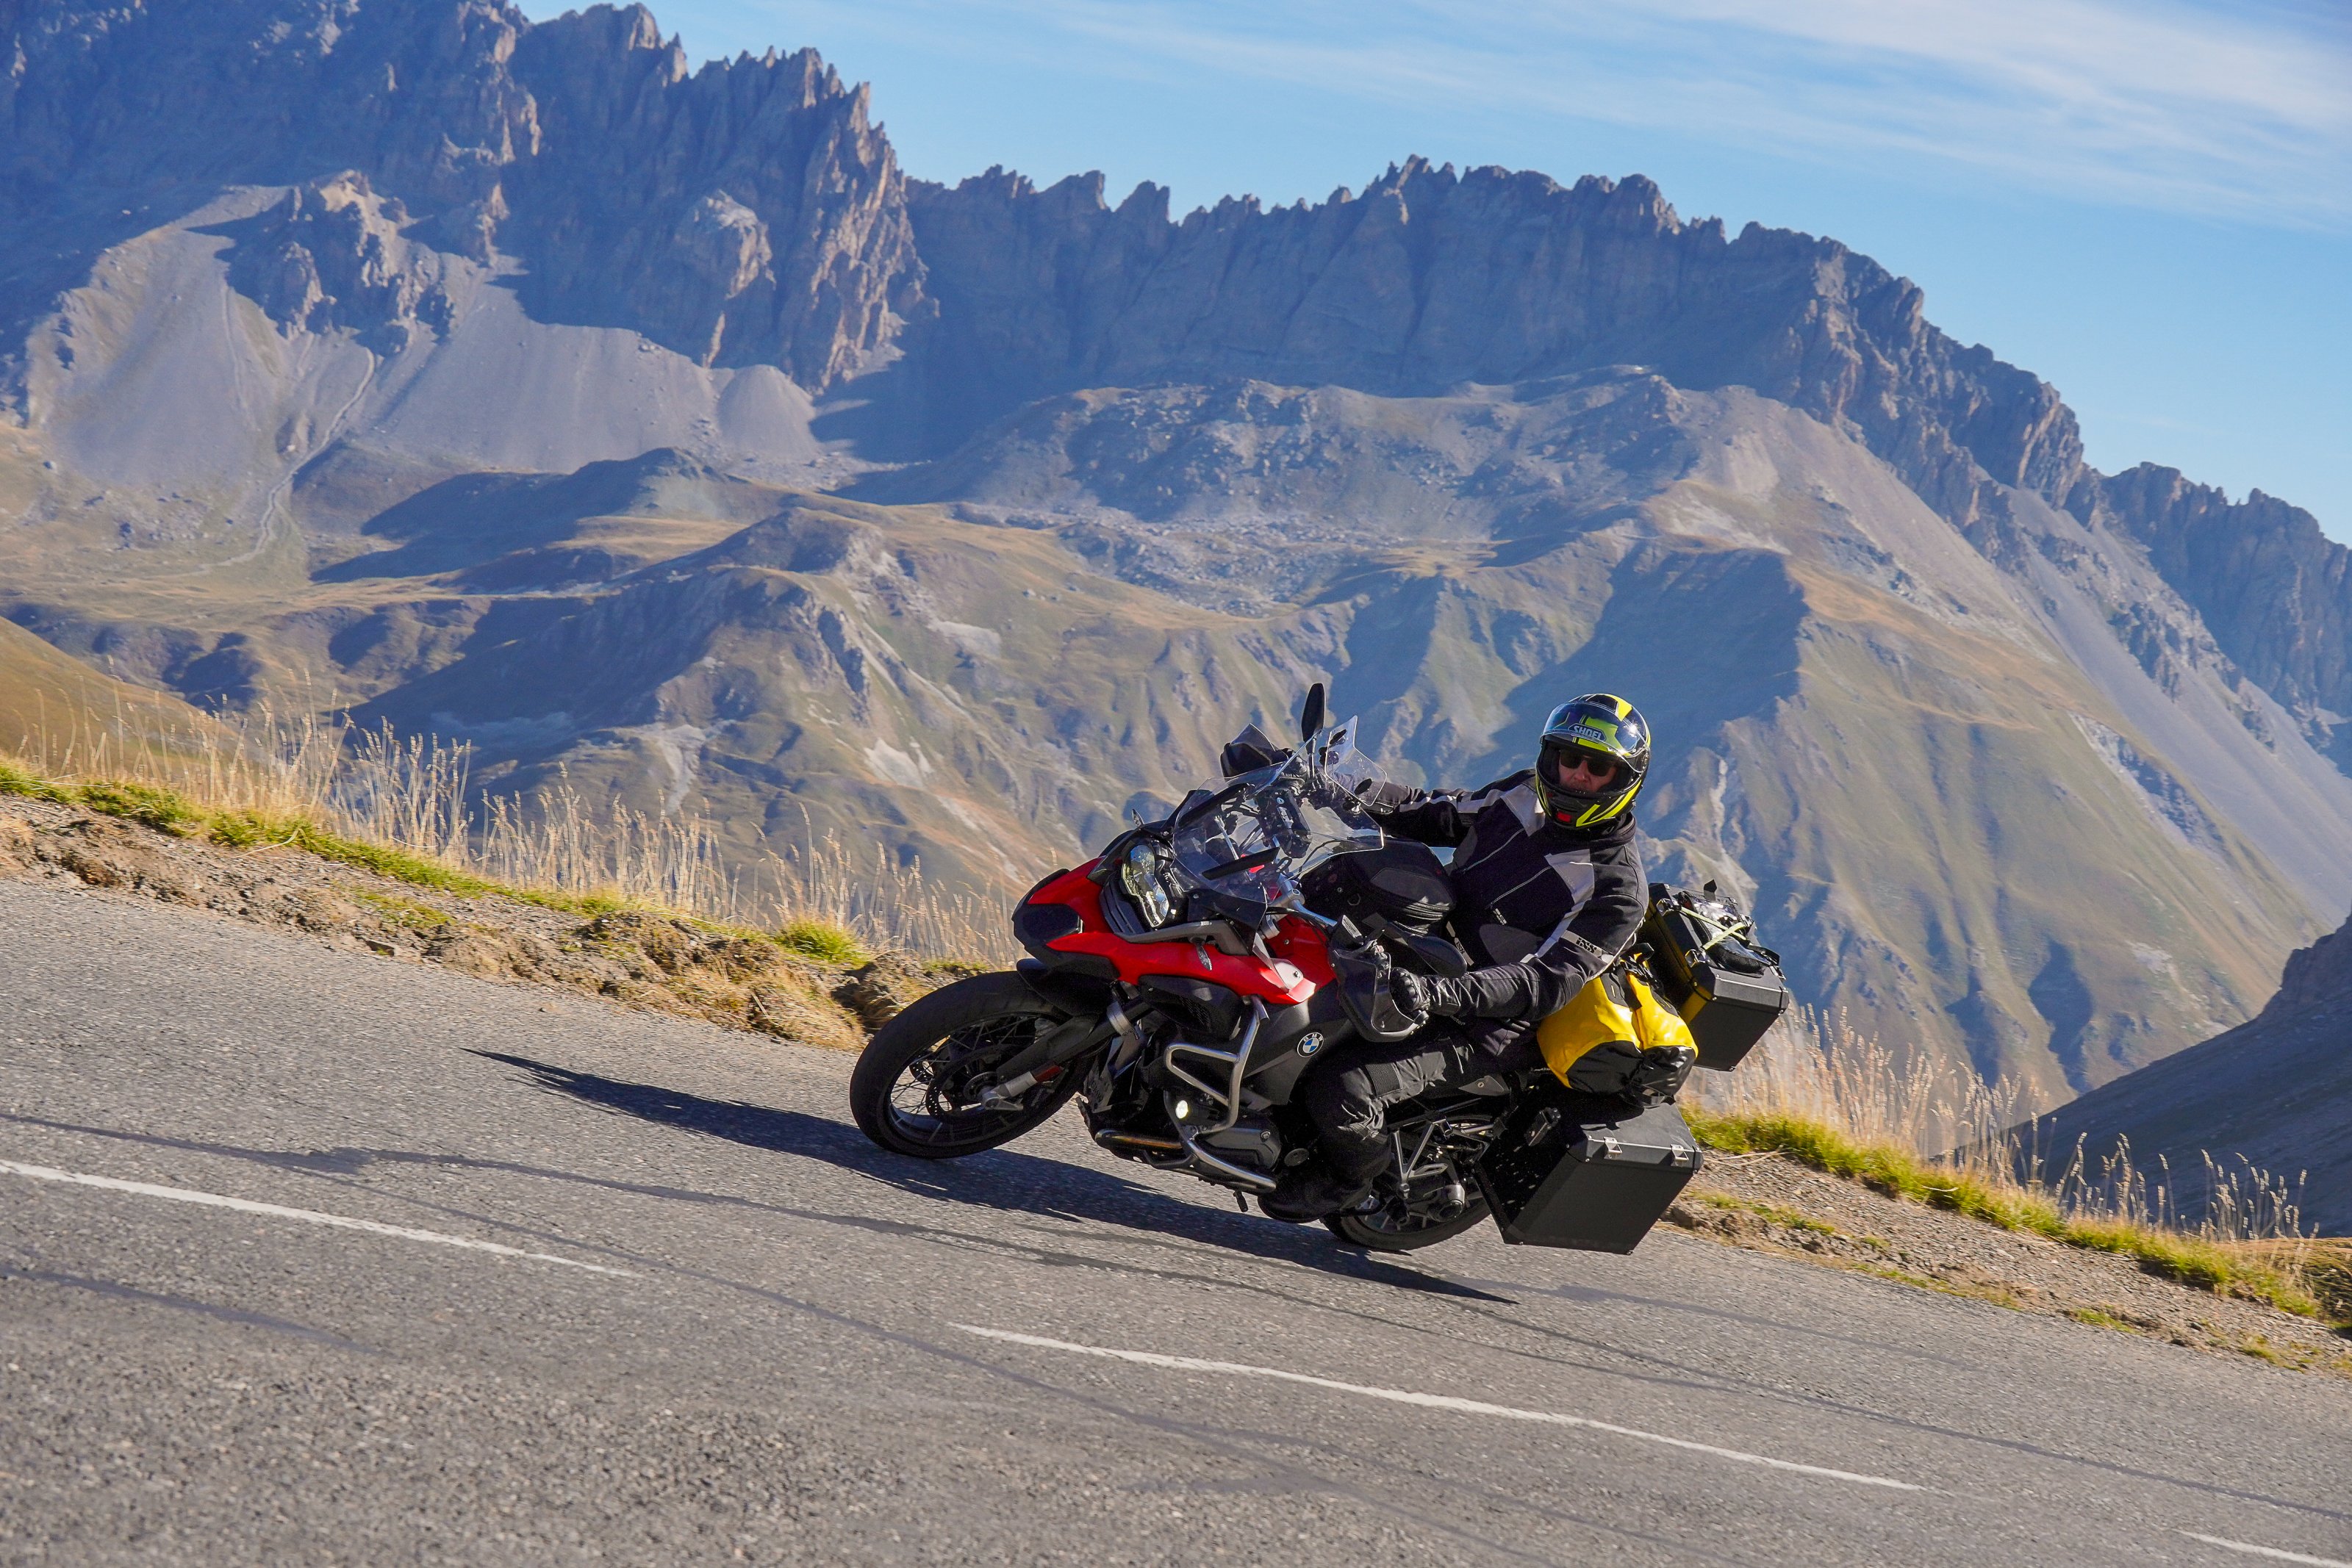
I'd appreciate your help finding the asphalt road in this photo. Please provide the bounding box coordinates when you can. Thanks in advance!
[3,877,2348,1567]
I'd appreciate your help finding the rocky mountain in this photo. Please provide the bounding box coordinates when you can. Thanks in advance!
[2078,467,2352,773]
[3,0,2348,1105]
[1,0,915,384]
[2028,910,2352,1234]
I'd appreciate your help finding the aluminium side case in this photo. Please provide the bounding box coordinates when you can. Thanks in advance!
[1474,1088,1704,1253]
[1640,886,1789,1071]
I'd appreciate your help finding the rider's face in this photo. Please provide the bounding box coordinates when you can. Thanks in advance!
[1544,747,1620,792]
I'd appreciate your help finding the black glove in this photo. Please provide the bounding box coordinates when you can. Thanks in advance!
[1711,935,1774,974]
[1392,970,1469,1018]
[1388,968,1427,1019]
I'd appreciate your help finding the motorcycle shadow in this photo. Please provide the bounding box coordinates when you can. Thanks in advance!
[475,1050,1507,1301]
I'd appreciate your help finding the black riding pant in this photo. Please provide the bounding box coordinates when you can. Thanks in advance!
[1300,1029,1545,1183]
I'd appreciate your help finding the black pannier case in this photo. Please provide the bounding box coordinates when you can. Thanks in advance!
[1475,1090,1703,1253]
[1640,884,1789,1071]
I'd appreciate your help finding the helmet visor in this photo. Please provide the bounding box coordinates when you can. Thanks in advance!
[1539,741,1623,800]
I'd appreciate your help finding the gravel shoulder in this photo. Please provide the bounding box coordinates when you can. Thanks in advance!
[0,796,964,1052]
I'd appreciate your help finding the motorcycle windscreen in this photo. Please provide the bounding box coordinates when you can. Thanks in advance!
[1168,721,1385,919]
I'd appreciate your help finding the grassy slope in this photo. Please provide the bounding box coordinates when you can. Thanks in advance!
[1689,1109,2341,1325]
[1728,582,2302,1100]
[349,492,1327,897]
[0,616,237,774]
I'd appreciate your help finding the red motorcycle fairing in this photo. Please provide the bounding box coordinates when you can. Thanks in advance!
[1020,861,1333,1006]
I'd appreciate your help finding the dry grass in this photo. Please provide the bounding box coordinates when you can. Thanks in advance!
[1687,1008,2340,1322]
[3,700,1008,963]
[753,820,1014,966]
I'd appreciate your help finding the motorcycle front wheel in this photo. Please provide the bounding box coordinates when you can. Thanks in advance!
[1325,1193,1493,1253]
[850,971,1086,1159]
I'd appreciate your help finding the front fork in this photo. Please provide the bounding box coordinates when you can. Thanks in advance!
[972,1012,1115,1106]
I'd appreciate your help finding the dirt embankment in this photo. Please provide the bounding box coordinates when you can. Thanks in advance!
[0,799,964,1051]
[1671,1159,2351,1375]
[5,796,2345,1376]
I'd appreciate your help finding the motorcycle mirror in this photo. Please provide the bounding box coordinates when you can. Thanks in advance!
[1299,680,1327,744]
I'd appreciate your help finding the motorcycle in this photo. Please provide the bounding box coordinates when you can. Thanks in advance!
[848,685,1721,1254]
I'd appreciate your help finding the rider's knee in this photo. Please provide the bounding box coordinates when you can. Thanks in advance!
[1305,1060,1387,1140]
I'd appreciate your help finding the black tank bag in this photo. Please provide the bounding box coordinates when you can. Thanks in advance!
[1299,842,1452,932]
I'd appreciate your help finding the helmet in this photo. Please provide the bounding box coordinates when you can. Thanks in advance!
[1532,694,1649,829]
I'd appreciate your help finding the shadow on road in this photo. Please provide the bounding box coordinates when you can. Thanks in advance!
[472,1049,1506,1300]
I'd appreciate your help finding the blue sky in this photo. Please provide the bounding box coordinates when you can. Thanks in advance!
[522,0,2352,539]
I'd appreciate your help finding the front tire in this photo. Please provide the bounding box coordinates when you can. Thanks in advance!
[1325,1193,1493,1253]
[850,971,1085,1159]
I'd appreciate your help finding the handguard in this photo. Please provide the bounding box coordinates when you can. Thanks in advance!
[1330,938,1427,1042]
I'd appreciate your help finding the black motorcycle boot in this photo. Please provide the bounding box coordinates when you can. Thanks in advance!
[1258,1158,1378,1223]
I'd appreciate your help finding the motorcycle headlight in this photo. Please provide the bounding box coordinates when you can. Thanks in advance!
[1120,841,1177,928]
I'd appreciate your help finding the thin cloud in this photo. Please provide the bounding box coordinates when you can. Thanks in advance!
[1624,0,2350,127]
[775,0,2352,225]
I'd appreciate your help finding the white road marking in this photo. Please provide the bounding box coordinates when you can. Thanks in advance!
[0,1159,632,1276]
[952,1323,1921,1492]
[2182,1533,2352,1567]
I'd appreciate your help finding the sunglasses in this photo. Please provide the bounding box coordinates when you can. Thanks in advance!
[1542,745,1621,788]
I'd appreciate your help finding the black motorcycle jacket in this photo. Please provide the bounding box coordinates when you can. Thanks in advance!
[1356,769,1645,1054]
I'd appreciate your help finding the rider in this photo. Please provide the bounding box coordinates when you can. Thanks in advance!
[1260,694,1653,1223]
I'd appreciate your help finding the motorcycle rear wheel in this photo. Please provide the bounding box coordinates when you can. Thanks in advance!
[850,972,1084,1159]
[1325,1193,1493,1253]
